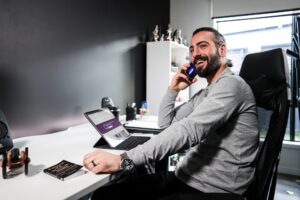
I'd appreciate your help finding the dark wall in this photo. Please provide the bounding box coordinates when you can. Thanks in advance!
[0,0,170,138]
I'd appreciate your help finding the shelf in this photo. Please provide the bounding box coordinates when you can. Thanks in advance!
[146,41,190,115]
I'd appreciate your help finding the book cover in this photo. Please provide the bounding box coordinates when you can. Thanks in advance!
[43,160,86,181]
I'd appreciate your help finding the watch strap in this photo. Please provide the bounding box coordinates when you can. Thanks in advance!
[120,152,129,160]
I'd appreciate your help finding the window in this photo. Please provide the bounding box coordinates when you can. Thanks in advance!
[215,13,292,74]
[214,10,300,141]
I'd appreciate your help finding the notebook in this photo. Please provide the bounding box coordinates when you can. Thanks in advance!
[84,109,151,150]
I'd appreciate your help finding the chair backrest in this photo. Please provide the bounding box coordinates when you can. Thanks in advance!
[239,48,290,200]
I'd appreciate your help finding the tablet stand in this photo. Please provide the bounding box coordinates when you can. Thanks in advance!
[93,137,113,149]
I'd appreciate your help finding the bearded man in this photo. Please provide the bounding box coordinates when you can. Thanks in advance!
[83,27,259,200]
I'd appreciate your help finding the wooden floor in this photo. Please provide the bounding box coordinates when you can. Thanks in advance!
[274,174,300,200]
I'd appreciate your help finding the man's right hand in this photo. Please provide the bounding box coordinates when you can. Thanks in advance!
[169,65,197,92]
[83,149,121,174]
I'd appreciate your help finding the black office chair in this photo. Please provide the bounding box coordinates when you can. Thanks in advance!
[239,48,290,200]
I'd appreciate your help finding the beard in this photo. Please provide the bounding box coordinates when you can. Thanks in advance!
[195,51,221,79]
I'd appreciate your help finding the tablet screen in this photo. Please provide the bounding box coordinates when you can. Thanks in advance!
[84,109,130,147]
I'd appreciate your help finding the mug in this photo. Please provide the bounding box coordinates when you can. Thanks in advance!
[126,107,136,121]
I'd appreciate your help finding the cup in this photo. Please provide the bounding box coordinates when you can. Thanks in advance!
[126,106,137,121]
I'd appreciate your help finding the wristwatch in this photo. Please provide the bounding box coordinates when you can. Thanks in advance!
[119,152,135,172]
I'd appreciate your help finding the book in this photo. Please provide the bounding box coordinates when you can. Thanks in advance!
[43,160,86,181]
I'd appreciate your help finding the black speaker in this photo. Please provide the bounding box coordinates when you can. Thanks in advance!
[0,110,13,153]
[101,97,114,108]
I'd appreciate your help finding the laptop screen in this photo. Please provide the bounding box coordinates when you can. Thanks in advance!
[85,109,130,147]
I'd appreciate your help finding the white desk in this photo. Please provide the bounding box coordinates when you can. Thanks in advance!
[0,123,123,200]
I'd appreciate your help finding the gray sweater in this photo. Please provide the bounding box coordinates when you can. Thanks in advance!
[126,68,259,194]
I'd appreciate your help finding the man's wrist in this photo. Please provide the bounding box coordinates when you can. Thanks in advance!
[168,86,180,93]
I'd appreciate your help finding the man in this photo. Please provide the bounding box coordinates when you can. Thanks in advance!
[83,27,259,199]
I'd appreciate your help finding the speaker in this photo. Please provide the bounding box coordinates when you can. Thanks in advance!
[101,97,114,108]
[0,110,13,152]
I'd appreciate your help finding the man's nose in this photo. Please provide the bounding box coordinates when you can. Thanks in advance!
[191,51,199,60]
[191,48,203,58]
[191,53,203,62]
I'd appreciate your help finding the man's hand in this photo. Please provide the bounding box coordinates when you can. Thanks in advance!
[83,150,121,174]
[169,65,197,92]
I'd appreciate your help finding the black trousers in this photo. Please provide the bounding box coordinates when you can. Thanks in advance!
[91,171,202,200]
[91,171,244,200]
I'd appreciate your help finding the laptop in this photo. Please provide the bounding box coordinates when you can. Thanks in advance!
[84,109,151,150]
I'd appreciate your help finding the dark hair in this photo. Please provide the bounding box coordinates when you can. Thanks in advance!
[192,27,226,48]
[193,27,232,67]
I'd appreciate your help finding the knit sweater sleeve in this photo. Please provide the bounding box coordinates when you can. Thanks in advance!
[127,76,246,166]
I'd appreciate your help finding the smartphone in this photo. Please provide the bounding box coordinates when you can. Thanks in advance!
[185,63,197,82]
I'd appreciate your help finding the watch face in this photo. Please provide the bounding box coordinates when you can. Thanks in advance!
[121,158,135,171]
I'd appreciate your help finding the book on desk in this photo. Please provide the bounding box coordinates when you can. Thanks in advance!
[43,160,86,181]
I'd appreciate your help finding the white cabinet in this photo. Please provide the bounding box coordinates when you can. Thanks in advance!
[146,41,190,115]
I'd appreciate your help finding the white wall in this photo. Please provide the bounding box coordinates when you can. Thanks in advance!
[171,0,212,42]
[171,0,211,95]
[170,0,300,176]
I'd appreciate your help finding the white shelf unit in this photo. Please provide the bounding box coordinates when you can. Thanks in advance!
[146,41,190,115]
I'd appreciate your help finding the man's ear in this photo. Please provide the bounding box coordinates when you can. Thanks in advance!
[218,44,226,57]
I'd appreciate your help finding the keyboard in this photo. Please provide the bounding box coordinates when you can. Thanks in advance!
[116,136,150,150]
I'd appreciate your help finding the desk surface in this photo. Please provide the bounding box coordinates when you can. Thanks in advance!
[0,123,123,200]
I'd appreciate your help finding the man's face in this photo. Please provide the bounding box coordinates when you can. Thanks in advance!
[189,31,222,78]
